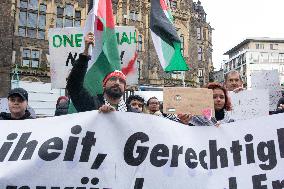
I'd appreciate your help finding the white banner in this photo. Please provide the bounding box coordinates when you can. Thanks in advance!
[0,111,284,189]
[250,70,282,111]
[48,27,138,89]
[230,89,269,121]
[0,98,9,113]
[116,26,138,85]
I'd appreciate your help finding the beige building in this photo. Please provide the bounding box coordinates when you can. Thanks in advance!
[223,38,284,86]
[0,0,213,97]
[0,0,88,97]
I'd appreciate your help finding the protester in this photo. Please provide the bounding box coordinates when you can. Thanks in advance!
[66,32,138,113]
[147,97,162,115]
[224,70,244,92]
[189,83,234,126]
[126,95,144,113]
[54,96,69,116]
[270,95,284,114]
[146,96,192,125]
[0,88,34,120]
[208,83,234,122]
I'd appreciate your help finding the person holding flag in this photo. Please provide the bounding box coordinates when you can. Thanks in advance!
[66,0,133,113]
[67,0,191,123]
[67,32,137,113]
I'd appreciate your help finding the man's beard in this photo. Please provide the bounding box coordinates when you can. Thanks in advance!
[104,85,123,99]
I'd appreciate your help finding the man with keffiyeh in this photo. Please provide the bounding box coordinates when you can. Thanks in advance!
[67,33,137,113]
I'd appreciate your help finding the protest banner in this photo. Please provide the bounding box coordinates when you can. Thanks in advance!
[1,111,283,188]
[249,70,282,111]
[48,27,83,89]
[116,26,138,85]
[0,98,9,113]
[163,87,214,115]
[230,89,269,121]
[48,26,138,89]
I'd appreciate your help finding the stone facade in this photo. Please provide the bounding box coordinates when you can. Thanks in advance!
[113,0,213,87]
[0,0,14,97]
[12,0,87,81]
[0,0,88,97]
[0,0,213,97]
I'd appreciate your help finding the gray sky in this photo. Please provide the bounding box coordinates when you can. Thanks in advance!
[200,0,284,70]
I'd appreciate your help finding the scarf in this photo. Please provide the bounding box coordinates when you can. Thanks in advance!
[104,98,128,112]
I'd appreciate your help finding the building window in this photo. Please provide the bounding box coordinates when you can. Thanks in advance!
[259,52,269,63]
[197,27,201,40]
[130,11,135,20]
[270,44,278,50]
[170,0,177,9]
[279,53,284,62]
[22,48,40,68]
[269,52,278,63]
[56,5,82,28]
[75,11,81,27]
[18,0,46,39]
[137,60,142,79]
[256,43,264,49]
[180,35,184,55]
[129,10,140,21]
[198,69,204,77]
[250,52,259,63]
[203,28,207,41]
[198,47,203,61]
[138,34,143,52]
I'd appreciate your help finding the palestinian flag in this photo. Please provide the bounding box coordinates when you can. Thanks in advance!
[150,0,189,72]
[83,0,120,94]
[68,0,120,113]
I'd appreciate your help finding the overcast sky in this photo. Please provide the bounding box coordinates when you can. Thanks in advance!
[199,0,284,70]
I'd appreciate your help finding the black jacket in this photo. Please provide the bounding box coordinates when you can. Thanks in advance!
[66,54,135,112]
[270,97,284,114]
[0,110,34,120]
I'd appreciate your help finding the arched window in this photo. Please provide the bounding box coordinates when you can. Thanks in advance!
[198,47,203,61]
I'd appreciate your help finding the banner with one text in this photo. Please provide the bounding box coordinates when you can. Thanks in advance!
[0,112,284,189]
[48,26,138,89]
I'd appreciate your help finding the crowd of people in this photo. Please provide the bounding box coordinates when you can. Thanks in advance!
[1,33,284,125]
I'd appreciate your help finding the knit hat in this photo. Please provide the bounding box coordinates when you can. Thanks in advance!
[56,96,69,105]
[103,70,126,86]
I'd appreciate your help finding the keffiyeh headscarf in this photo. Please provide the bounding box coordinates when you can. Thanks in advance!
[104,98,128,112]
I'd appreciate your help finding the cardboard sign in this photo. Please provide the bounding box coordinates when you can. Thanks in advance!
[163,87,214,115]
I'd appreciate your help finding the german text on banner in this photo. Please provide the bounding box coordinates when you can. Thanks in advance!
[0,112,284,188]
